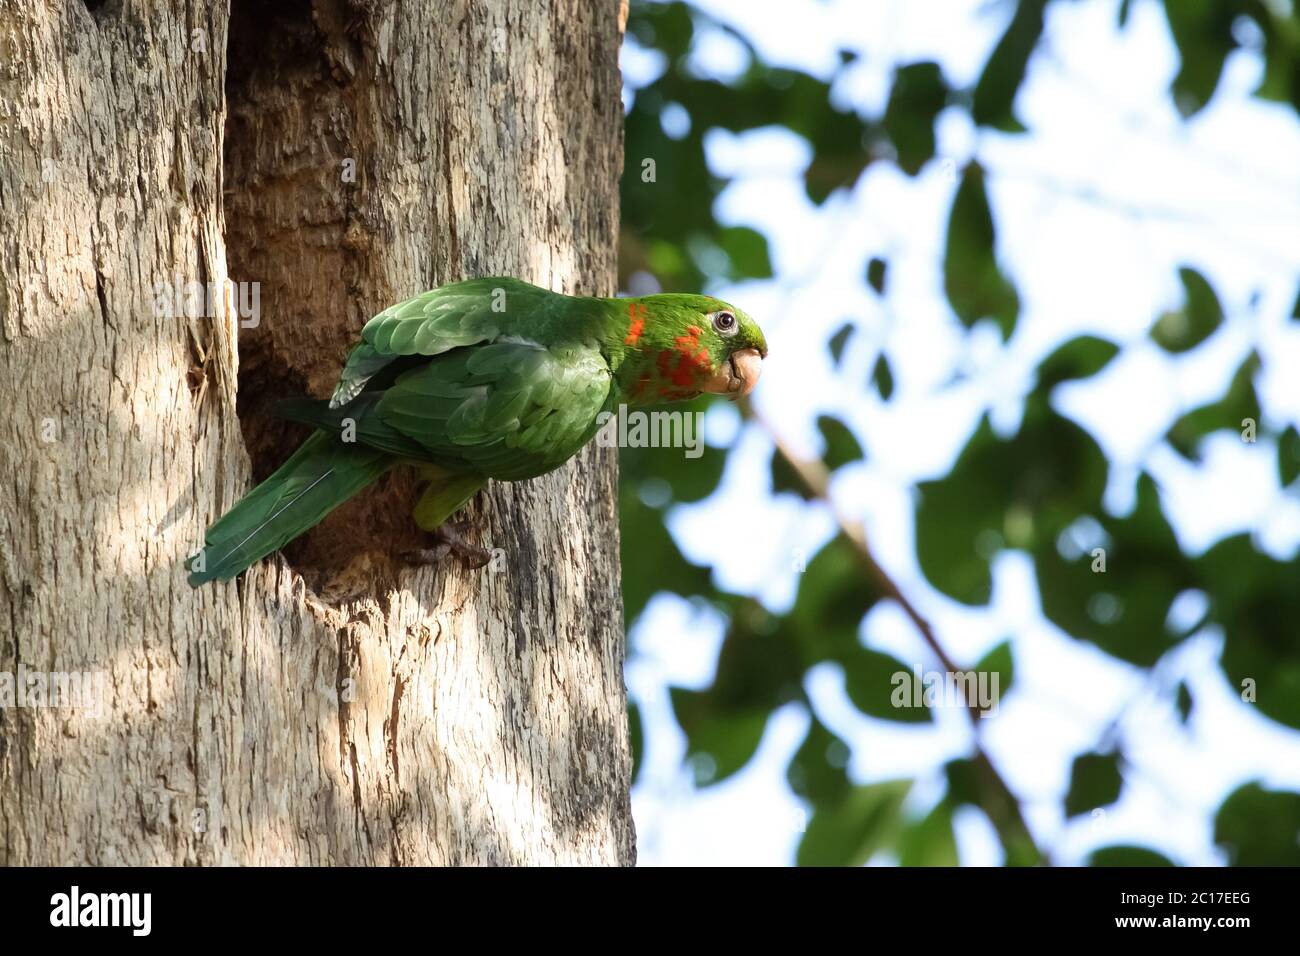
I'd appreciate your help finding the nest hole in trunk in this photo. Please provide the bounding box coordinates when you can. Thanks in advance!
[222,0,428,593]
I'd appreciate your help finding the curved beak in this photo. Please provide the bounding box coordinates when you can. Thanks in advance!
[704,347,764,398]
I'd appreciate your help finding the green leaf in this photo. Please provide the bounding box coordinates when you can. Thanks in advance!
[974,639,1015,702]
[618,485,712,622]
[1215,783,1300,865]
[866,257,888,295]
[971,0,1046,131]
[944,162,1020,339]
[1167,353,1260,461]
[670,687,769,787]
[872,353,894,400]
[842,647,931,723]
[1037,335,1120,390]
[787,534,881,664]
[1176,681,1193,724]
[1252,11,1300,112]
[1151,267,1223,353]
[915,407,1107,606]
[787,713,852,805]
[718,225,773,280]
[828,322,855,366]
[771,448,813,500]
[882,61,948,175]
[642,237,692,284]
[1197,534,1300,730]
[710,600,806,711]
[899,800,960,866]
[628,701,644,783]
[1279,425,1300,487]
[626,1,694,58]
[1065,752,1123,818]
[797,780,912,866]
[944,758,982,807]
[1162,1,1239,117]
[1087,845,1175,867]
[1034,474,1192,667]
[816,414,864,470]
[914,421,1001,605]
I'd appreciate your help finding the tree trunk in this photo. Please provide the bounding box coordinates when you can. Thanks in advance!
[0,0,632,866]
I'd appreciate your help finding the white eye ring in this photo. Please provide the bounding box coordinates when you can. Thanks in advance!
[712,310,738,336]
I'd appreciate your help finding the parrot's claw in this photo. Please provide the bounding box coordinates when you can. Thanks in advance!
[401,523,491,570]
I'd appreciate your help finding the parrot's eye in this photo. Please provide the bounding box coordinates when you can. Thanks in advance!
[712,310,737,336]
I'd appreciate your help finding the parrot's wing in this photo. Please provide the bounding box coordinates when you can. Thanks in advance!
[377,339,615,481]
[330,279,553,408]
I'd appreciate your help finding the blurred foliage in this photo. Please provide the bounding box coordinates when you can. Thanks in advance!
[1151,267,1224,353]
[945,162,1020,339]
[1087,845,1175,866]
[1065,752,1124,818]
[1214,783,1300,865]
[619,0,1300,866]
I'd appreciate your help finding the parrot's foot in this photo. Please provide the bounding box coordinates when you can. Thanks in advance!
[401,523,491,570]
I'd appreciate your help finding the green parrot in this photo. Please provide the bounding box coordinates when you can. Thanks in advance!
[186,277,767,586]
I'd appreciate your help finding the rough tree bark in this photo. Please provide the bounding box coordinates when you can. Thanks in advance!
[0,0,633,865]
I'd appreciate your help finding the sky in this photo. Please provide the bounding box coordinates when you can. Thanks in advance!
[621,0,1300,866]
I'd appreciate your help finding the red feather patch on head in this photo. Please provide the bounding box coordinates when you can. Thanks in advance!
[622,305,736,402]
[643,324,714,397]
[624,302,646,346]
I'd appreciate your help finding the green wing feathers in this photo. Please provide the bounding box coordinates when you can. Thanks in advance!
[329,279,555,408]
[187,432,392,585]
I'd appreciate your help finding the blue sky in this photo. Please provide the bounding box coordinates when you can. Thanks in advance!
[622,0,1300,865]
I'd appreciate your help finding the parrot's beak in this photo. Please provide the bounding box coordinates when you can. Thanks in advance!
[705,348,763,398]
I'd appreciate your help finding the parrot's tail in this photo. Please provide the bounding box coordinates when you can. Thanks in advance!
[187,431,392,586]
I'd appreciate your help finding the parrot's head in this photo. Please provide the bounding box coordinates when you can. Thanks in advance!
[617,293,767,404]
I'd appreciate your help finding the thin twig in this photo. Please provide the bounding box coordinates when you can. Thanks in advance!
[751,403,1048,864]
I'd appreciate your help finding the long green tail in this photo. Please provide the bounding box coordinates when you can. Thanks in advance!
[187,431,392,586]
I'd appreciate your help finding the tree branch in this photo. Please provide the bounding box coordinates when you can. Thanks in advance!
[751,403,1048,865]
